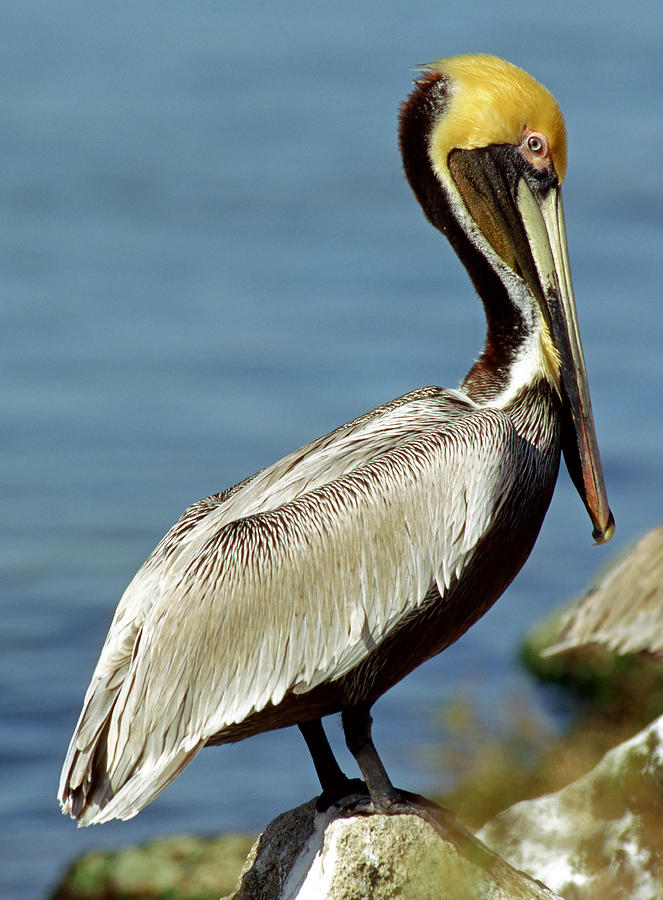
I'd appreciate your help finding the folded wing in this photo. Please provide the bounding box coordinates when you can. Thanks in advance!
[59,389,518,824]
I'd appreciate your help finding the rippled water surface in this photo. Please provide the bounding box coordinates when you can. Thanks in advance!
[2,2,662,897]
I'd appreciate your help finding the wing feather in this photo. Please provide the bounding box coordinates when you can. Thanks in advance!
[60,390,518,824]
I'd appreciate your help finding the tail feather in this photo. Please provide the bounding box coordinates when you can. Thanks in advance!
[74,742,203,826]
[59,673,205,826]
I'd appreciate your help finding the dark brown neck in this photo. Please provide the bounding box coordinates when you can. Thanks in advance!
[399,73,529,403]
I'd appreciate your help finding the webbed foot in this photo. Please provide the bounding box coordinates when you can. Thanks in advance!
[316,777,369,812]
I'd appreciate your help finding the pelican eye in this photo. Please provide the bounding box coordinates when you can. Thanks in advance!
[527,133,547,155]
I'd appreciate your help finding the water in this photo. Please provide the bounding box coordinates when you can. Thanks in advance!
[1,1,662,897]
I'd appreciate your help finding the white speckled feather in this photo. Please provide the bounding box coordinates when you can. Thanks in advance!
[59,388,520,824]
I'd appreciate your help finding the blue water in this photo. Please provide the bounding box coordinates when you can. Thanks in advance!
[2,1,662,897]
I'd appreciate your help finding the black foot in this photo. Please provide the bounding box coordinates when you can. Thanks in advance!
[316,777,369,812]
[338,705,499,868]
[369,786,455,824]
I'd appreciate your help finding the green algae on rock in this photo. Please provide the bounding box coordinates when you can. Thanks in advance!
[51,833,256,900]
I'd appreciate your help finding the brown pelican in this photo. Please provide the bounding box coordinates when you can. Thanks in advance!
[545,525,663,660]
[59,54,614,828]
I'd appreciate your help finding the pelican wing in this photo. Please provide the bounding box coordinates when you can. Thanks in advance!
[60,388,519,824]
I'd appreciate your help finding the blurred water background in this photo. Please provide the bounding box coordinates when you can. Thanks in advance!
[1,1,661,897]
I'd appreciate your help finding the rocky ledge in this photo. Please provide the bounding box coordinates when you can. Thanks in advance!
[227,798,561,900]
[479,713,663,899]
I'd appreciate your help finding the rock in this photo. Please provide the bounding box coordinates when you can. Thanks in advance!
[479,714,663,900]
[226,797,562,899]
[51,832,256,900]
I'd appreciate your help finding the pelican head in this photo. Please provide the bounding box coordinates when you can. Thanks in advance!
[400,54,613,543]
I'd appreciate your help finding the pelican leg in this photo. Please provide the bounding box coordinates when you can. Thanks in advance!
[299,718,367,811]
[341,705,483,851]
[341,705,401,809]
